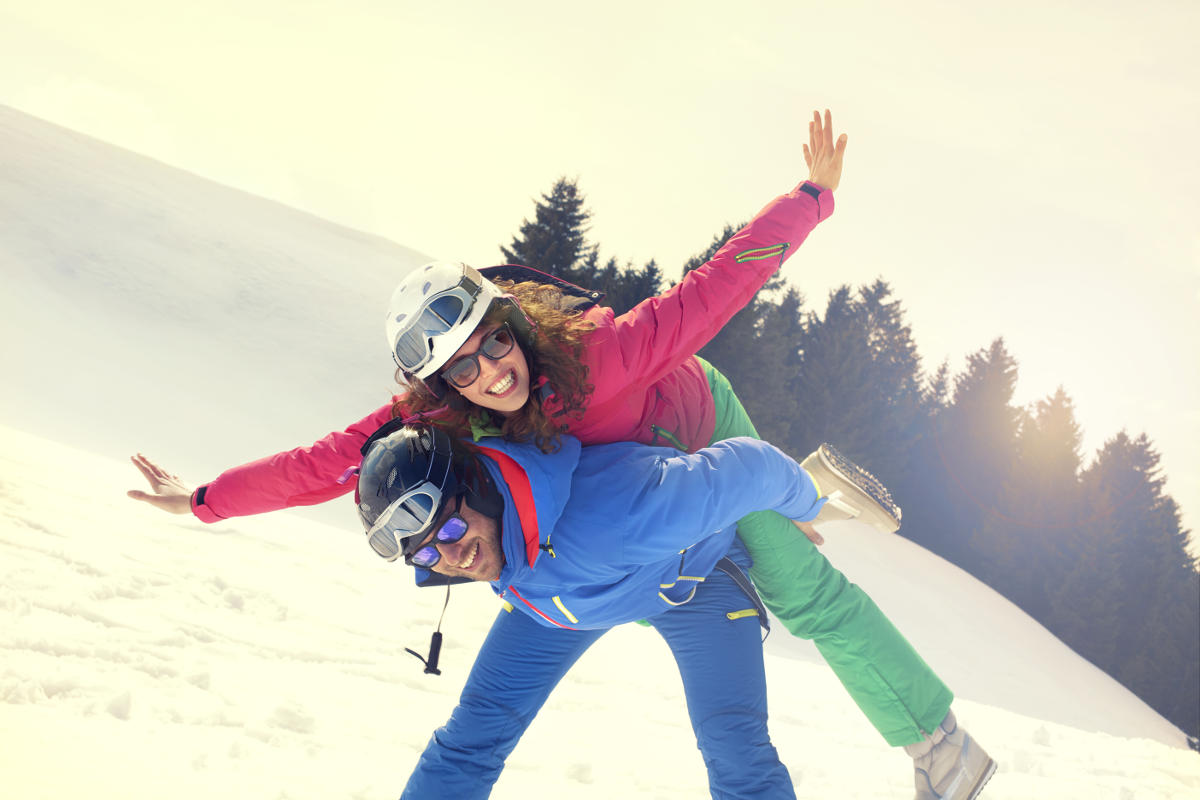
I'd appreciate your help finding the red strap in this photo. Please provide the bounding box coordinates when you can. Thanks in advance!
[476,445,542,567]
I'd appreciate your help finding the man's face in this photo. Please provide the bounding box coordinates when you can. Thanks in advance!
[417,497,506,582]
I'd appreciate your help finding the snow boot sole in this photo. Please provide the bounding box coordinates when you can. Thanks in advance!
[800,443,902,534]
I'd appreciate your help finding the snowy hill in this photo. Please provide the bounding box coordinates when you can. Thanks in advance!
[1,426,1196,799]
[0,104,429,527]
[1,106,1197,798]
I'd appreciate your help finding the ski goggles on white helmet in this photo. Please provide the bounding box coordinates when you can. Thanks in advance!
[391,270,485,373]
[386,262,518,382]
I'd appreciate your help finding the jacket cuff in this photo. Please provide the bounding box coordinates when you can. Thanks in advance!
[190,485,226,523]
[798,181,835,221]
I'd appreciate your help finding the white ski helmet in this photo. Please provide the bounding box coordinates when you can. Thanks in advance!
[385,262,509,381]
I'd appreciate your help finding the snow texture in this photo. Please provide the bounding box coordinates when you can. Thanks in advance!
[1,426,1196,799]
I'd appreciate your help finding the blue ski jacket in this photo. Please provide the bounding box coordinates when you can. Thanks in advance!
[431,434,826,629]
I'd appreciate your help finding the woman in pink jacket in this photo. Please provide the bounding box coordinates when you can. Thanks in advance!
[132,111,993,799]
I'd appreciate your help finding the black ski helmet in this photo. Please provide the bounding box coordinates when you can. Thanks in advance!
[355,420,460,562]
[355,419,506,676]
[354,419,506,570]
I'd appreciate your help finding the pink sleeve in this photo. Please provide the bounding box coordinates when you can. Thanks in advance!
[190,401,397,522]
[586,181,833,399]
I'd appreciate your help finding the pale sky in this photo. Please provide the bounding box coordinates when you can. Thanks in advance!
[2,0,1197,532]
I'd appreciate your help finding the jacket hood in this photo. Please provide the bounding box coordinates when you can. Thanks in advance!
[409,435,579,589]
[475,436,581,581]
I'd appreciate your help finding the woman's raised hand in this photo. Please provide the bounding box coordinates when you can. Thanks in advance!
[803,109,848,193]
[127,453,193,515]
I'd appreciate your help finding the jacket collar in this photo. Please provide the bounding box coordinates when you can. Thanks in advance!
[474,436,580,582]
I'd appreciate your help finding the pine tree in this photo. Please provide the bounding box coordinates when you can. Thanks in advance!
[789,286,872,452]
[499,177,660,313]
[500,177,594,282]
[621,260,664,313]
[971,388,1085,618]
[591,258,663,316]
[908,339,1022,568]
[740,285,806,448]
[790,281,925,494]
[1053,432,1199,739]
[891,362,953,555]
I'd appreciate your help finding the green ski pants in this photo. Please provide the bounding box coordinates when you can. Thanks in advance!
[701,358,953,746]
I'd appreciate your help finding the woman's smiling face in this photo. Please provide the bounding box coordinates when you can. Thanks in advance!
[442,324,532,415]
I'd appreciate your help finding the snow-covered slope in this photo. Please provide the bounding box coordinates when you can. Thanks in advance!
[0,104,429,528]
[1,425,1196,799]
[0,105,1196,798]
[768,518,1191,747]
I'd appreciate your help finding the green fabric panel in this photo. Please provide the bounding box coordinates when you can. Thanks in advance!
[698,357,953,745]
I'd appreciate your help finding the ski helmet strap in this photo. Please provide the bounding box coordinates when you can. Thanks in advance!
[406,583,451,675]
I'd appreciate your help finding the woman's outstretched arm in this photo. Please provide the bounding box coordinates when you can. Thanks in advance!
[128,400,396,521]
[591,109,847,398]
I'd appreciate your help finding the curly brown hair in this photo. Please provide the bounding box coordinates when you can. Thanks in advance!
[392,279,596,453]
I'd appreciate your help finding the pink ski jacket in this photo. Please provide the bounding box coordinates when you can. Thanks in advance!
[190,181,833,523]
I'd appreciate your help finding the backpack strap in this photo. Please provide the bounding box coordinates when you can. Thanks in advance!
[713,557,771,634]
[480,264,605,311]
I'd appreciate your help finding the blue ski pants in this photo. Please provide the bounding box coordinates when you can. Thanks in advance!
[401,544,794,799]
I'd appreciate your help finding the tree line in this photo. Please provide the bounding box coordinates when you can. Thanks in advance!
[500,177,1200,746]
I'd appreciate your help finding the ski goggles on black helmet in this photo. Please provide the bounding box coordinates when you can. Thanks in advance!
[356,420,462,561]
[391,267,487,374]
[364,480,466,563]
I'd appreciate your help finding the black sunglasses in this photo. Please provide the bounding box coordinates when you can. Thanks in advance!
[440,325,517,389]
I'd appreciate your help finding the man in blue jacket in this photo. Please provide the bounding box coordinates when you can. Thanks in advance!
[356,422,994,800]
[357,421,817,799]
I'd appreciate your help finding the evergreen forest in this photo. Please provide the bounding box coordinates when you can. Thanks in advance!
[499,177,1200,746]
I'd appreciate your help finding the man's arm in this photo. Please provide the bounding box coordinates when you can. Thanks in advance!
[574,437,826,565]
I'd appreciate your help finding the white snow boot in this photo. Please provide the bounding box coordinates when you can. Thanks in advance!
[903,710,996,800]
[800,443,902,533]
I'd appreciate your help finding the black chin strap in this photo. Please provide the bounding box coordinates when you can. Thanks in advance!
[406,582,452,675]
